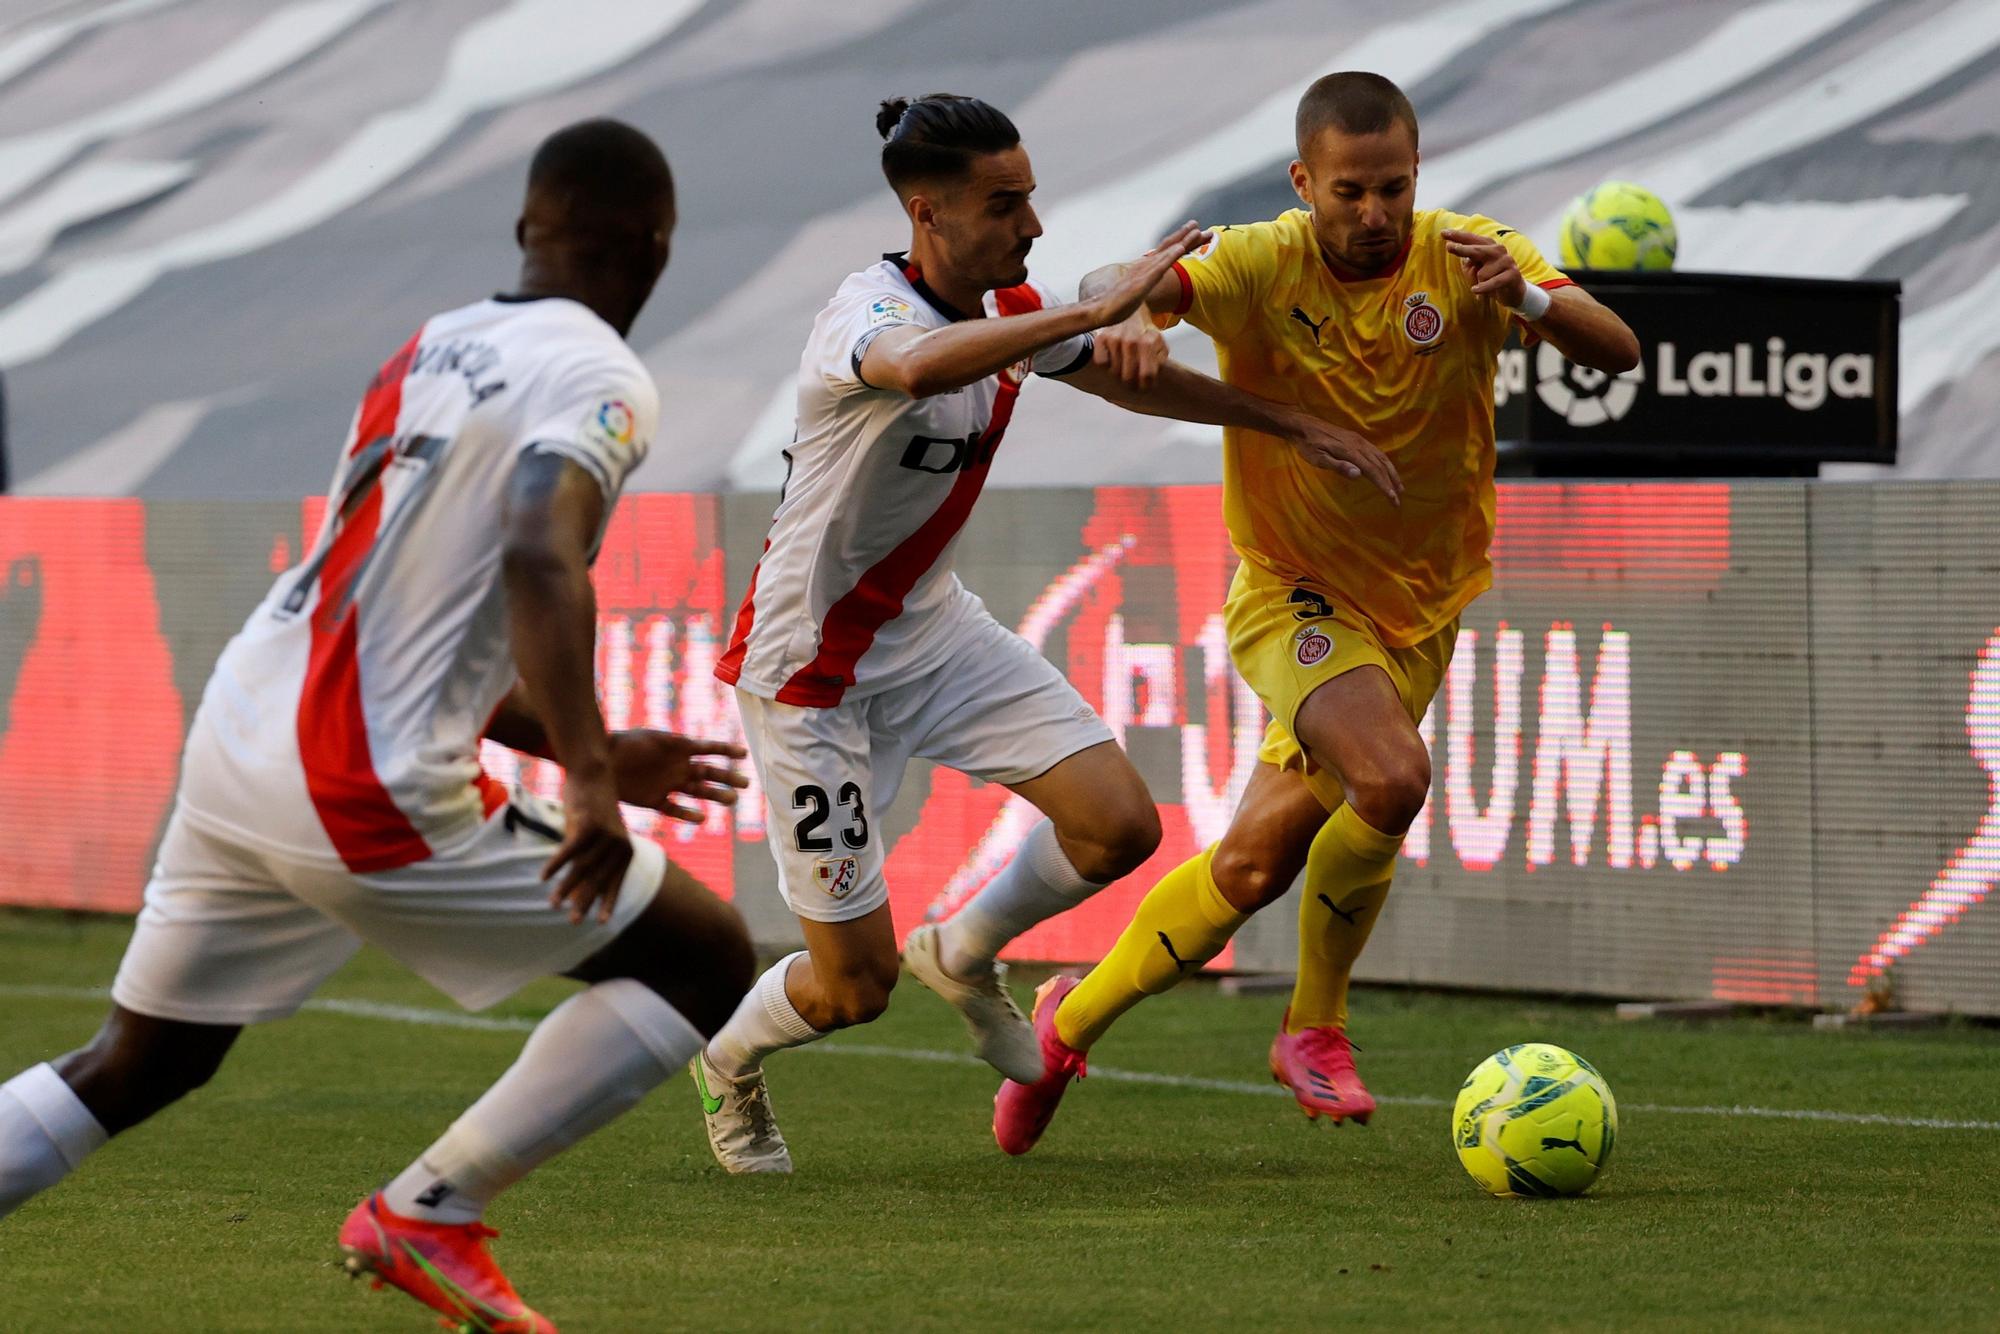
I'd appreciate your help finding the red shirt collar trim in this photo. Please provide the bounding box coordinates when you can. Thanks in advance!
[888,252,977,322]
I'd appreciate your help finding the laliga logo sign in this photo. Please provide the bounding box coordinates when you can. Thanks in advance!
[1534,343,1642,426]
[1656,337,1873,410]
[1499,339,1876,427]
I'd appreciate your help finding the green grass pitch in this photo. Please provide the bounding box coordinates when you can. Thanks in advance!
[4,909,2000,1331]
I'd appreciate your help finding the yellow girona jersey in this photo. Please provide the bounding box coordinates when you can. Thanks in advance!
[1169,207,1570,647]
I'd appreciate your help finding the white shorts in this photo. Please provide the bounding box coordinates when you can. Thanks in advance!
[110,789,666,1025]
[737,611,1114,924]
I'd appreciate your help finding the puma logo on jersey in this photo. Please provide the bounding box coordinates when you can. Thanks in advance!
[1289,306,1331,346]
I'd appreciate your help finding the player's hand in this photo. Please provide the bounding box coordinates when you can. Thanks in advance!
[1284,414,1402,505]
[1441,228,1527,306]
[1092,311,1171,387]
[544,768,634,925]
[610,729,750,824]
[1084,221,1210,330]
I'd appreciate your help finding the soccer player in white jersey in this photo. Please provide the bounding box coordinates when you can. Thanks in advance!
[0,122,754,1332]
[692,94,1398,1174]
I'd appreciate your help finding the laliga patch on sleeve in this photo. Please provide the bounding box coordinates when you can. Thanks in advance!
[869,296,916,326]
[582,398,638,453]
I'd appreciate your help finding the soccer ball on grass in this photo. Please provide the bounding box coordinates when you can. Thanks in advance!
[1452,1042,1617,1197]
[1559,181,1676,271]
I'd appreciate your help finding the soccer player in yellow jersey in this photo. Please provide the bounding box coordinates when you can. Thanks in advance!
[994,71,1639,1153]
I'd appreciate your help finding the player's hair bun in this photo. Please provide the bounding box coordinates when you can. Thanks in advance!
[876,94,1019,192]
[876,97,912,141]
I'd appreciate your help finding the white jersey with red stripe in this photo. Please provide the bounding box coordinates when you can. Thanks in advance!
[175,295,658,873]
[717,257,1093,707]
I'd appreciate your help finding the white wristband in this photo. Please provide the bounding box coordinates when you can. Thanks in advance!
[1510,282,1553,322]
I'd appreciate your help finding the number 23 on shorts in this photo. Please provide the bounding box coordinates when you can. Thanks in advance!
[790,781,867,852]
[791,782,868,903]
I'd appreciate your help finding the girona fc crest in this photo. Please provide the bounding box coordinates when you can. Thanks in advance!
[1403,290,1444,350]
[1295,625,1334,667]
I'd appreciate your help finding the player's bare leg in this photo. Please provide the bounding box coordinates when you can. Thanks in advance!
[1269,663,1431,1125]
[996,761,1318,1153]
[0,1007,239,1218]
[347,864,752,1329]
[1209,762,1330,914]
[909,740,1161,1082]
[696,743,1160,1170]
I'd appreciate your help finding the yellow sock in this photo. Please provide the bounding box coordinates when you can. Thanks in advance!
[1287,805,1402,1033]
[1054,845,1248,1051]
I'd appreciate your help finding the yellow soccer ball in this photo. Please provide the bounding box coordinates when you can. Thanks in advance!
[1559,181,1676,271]
[1452,1043,1618,1197]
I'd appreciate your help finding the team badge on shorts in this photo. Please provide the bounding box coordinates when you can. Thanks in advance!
[814,855,860,900]
[1295,624,1334,667]
[1403,291,1444,351]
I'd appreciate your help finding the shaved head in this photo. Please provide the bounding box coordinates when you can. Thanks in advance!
[513,118,676,335]
[1294,71,1418,157]
[522,118,674,243]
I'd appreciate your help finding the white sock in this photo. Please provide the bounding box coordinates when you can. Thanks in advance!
[937,820,1103,978]
[705,952,822,1078]
[382,979,701,1224]
[1,1063,108,1219]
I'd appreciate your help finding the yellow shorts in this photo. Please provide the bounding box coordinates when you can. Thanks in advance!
[1223,562,1457,813]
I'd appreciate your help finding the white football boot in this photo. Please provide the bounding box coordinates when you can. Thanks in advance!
[902,922,1042,1084]
[689,1049,793,1175]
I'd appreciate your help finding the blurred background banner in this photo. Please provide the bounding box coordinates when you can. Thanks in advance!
[0,0,1996,496]
[4,482,1998,1015]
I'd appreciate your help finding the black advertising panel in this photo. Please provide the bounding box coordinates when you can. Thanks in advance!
[1494,272,1899,470]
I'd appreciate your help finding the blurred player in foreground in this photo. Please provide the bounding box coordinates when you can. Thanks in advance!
[996,72,1640,1153]
[693,93,1395,1174]
[0,120,753,1333]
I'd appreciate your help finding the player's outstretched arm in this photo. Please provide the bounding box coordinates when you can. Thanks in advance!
[1440,228,1640,373]
[501,450,632,923]
[487,684,748,824]
[1059,357,1402,506]
[1077,256,1186,388]
[1529,285,1640,373]
[860,222,1208,398]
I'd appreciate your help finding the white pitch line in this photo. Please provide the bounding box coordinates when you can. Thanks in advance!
[6,984,1998,1132]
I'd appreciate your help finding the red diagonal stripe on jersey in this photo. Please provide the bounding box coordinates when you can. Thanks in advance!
[299,337,432,872]
[350,330,419,457]
[714,540,770,687]
[772,284,1046,706]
